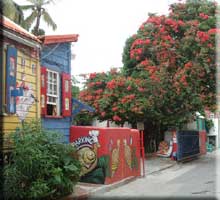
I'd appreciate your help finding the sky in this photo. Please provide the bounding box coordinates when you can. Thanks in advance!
[14,0,179,81]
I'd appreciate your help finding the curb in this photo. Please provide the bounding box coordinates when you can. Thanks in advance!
[62,176,138,200]
[67,161,177,199]
[88,163,177,197]
[146,163,177,175]
[89,176,138,196]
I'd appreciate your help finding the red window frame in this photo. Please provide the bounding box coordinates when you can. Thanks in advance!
[40,67,47,116]
[62,73,72,117]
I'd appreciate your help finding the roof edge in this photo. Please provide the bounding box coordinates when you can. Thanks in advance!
[0,15,41,43]
[38,34,79,44]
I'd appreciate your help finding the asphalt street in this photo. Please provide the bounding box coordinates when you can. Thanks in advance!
[90,150,220,200]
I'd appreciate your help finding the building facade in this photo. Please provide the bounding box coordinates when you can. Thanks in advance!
[39,34,79,143]
[206,112,220,149]
[0,16,41,152]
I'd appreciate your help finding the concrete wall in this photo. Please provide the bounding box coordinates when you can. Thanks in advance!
[207,118,219,148]
[92,119,132,128]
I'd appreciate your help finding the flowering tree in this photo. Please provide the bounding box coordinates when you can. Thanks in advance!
[80,0,218,129]
[122,0,217,126]
[79,69,145,126]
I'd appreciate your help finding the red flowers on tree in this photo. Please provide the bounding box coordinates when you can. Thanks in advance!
[122,0,217,127]
[80,0,217,128]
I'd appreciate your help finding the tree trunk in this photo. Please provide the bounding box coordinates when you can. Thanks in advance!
[33,8,42,35]
[143,121,157,153]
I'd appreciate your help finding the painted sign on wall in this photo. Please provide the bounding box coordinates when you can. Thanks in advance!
[16,83,35,121]
[72,130,110,184]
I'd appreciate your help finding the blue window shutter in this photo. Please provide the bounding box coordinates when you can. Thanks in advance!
[6,46,17,114]
[0,49,2,114]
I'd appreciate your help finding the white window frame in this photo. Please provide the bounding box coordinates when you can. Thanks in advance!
[47,69,60,116]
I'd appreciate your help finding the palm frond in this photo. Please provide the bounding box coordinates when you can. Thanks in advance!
[1,0,16,15]
[26,0,39,5]
[13,2,25,25]
[43,0,55,6]
[20,5,35,10]
[42,10,57,30]
[24,11,38,30]
[1,0,25,25]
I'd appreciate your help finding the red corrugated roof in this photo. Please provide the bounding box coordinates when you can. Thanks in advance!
[38,34,79,44]
[0,15,41,43]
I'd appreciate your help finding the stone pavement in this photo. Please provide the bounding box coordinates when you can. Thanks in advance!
[62,155,176,200]
[145,154,175,175]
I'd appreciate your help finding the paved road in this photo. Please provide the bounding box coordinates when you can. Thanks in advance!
[91,150,220,199]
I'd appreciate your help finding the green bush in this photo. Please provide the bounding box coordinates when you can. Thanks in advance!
[3,121,81,200]
[73,111,94,126]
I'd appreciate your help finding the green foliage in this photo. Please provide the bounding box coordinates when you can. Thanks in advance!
[31,28,45,36]
[80,0,217,131]
[205,118,214,132]
[0,0,26,28]
[3,120,81,200]
[131,148,138,170]
[71,75,80,98]
[72,85,80,98]
[122,36,138,76]
[73,111,94,126]
[97,155,111,177]
[121,0,216,127]
[21,0,57,35]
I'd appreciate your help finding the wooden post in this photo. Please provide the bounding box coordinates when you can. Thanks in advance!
[141,130,145,177]
[137,122,145,177]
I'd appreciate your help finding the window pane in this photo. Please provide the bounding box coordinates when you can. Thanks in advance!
[47,73,50,82]
[46,70,60,116]
[65,80,69,92]
[53,73,57,80]
[10,57,15,77]
[54,85,57,95]
[41,74,45,87]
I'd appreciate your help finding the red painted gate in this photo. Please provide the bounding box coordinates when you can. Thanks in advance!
[199,131,207,155]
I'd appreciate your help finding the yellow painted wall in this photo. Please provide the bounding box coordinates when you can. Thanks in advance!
[0,46,40,151]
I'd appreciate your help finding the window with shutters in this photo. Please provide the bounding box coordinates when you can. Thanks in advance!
[41,67,72,117]
[2,46,17,114]
[0,46,5,114]
[46,70,60,116]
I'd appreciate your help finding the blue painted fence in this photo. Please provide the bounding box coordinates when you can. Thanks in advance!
[176,130,200,161]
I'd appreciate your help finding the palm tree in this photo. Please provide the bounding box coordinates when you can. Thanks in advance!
[20,0,57,35]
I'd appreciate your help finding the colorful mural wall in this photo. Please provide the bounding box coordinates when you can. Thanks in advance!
[70,126,141,184]
[0,16,41,151]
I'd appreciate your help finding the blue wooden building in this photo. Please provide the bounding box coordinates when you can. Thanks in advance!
[39,34,79,143]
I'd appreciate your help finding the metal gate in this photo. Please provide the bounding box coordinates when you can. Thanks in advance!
[177,130,200,161]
